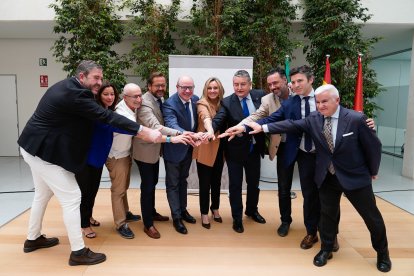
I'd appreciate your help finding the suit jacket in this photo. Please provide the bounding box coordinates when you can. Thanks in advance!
[132,92,178,164]
[18,77,140,173]
[267,106,381,190]
[258,95,303,167]
[212,89,266,162]
[162,93,199,163]
[240,92,282,161]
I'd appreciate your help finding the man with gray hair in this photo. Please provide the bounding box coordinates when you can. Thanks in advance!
[243,84,391,272]
[106,83,145,239]
[18,60,162,266]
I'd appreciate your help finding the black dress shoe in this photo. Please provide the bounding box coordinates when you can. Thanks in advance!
[69,247,106,266]
[313,250,333,267]
[173,219,188,234]
[333,236,340,252]
[153,212,169,222]
[245,211,266,224]
[126,211,141,222]
[202,222,211,229]
[181,210,196,224]
[232,219,244,233]
[23,235,59,253]
[377,250,392,272]
[277,222,290,237]
[117,224,135,239]
[210,208,223,223]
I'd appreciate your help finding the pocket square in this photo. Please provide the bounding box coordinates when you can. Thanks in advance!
[342,132,354,137]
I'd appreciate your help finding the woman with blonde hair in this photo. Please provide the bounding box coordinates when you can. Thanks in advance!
[193,77,225,229]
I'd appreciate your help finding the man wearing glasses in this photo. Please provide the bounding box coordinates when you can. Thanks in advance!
[162,75,201,234]
[106,83,144,239]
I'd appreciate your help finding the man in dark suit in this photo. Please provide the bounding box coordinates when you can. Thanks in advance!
[18,60,162,266]
[163,75,200,234]
[212,70,267,233]
[245,84,391,273]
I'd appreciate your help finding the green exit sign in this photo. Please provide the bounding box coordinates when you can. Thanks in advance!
[39,58,47,66]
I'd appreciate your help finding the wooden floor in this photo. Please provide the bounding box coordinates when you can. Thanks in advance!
[0,189,413,275]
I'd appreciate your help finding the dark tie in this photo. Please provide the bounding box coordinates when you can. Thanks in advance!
[185,102,192,129]
[323,116,335,174]
[304,96,312,152]
[157,98,163,112]
[241,97,253,152]
[242,97,250,117]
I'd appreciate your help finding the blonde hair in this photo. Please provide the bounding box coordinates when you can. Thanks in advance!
[202,77,225,105]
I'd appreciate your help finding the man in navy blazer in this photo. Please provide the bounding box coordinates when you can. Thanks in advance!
[18,60,162,266]
[212,70,267,233]
[163,75,200,234]
[247,84,391,273]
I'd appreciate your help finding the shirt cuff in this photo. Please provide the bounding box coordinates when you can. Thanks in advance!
[262,124,269,133]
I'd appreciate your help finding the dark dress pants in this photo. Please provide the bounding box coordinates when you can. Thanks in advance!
[319,173,388,253]
[276,142,294,224]
[226,149,261,221]
[75,164,103,228]
[135,159,159,228]
[296,150,320,235]
[197,144,224,215]
[164,150,193,220]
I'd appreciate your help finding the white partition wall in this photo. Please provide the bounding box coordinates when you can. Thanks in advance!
[0,75,19,156]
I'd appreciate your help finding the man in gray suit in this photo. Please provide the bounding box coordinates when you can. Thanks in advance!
[132,72,183,239]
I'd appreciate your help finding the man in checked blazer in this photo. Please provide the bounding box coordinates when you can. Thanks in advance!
[132,72,181,239]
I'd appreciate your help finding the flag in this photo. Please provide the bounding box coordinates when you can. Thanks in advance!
[323,55,331,84]
[285,55,290,83]
[354,54,363,112]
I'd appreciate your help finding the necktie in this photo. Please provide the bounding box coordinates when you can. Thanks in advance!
[157,98,163,113]
[241,97,253,152]
[304,96,312,152]
[242,97,250,117]
[185,102,192,129]
[323,117,335,174]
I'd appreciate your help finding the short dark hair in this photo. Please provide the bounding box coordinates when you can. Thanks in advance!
[234,70,251,82]
[289,65,314,80]
[266,67,286,79]
[75,60,102,78]
[147,72,165,86]
[96,81,119,111]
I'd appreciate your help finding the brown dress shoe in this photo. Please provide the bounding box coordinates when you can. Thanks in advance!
[144,226,161,239]
[300,234,318,249]
[153,212,169,222]
[69,247,106,266]
[23,235,59,253]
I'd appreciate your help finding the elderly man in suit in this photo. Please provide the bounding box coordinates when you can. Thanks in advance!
[245,84,391,273]
[132,72,183,239]
[18,60,162,265]
[212,70,267,233]
[163,75,201,234]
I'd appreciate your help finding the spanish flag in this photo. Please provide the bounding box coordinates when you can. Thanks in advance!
[354,54,363,112]
[323,55,331,84]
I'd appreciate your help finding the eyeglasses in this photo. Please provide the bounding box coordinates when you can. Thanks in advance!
[178,85,195,91]
[152,84,166,89]
[124,94,142,99]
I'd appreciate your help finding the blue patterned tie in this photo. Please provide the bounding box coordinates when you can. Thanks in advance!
[242,97,253,152]
[185,102,192,130]
[304,96,312,152]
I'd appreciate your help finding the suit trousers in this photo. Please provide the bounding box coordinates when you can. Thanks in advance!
[296,150,320,235]
[21,148,84,251]
[135,159,159,228]
[276,142,294,224]
[319,173,388,253]
[164,150,192,220]
[226,150,261,220]
[196,145,224,215]
[106,156,132,229]
[75,164,103,228]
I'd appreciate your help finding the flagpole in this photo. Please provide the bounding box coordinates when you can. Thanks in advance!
[354,53,364,112]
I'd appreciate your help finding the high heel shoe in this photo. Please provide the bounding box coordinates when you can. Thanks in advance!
[210,208,223,223]
[201,215,211,229]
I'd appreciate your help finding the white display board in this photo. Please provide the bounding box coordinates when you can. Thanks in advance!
[168,55,253,97]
